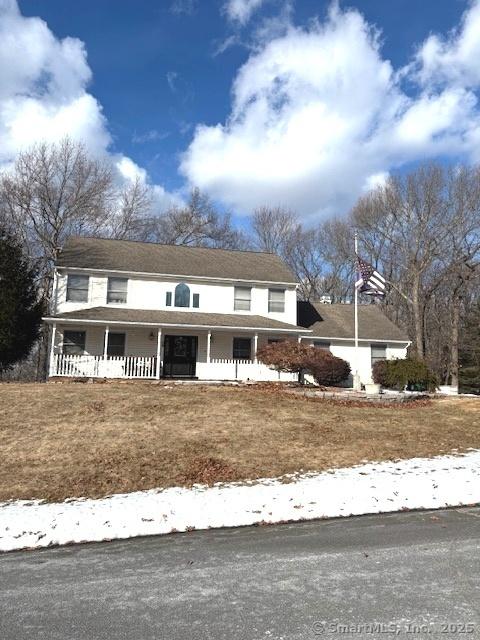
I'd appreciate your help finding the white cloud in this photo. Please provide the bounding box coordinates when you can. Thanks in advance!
[132,129,170,144]
[182,1,480,218]
[414,0,480,89]
[166,70,178,92]
[0,0,178,209]
[170,0,197,16]
[223,0,266,26]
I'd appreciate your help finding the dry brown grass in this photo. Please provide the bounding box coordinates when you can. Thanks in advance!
[0,382,479,502]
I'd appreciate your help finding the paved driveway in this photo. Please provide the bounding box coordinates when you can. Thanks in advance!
[1,508,479,639]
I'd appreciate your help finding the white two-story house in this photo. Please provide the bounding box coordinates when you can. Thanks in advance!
[44,236,410,383]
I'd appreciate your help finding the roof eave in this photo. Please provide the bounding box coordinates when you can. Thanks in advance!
[42,316,310,334]
[302,334,410,344]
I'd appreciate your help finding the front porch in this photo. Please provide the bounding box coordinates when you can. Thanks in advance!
[50,354,298,382]
[46,321,301,382]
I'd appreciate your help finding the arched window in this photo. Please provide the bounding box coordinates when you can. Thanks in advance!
[174,283,190,307]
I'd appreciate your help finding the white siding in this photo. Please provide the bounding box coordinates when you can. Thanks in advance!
[303,339,409,385]
[53,326,296,362]
[54,271,298,326]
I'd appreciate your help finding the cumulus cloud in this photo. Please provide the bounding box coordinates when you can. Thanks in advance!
[0,0,179,209]
[182,1,480,218]
[223,0,266,25]
[414,0,480,89]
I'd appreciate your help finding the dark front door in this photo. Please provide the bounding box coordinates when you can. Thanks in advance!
[163,335,198,377]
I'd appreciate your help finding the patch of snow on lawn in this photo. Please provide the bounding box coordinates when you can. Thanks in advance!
[1,450,479,552]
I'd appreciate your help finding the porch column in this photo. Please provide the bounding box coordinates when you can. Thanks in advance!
[48,322,57,377]
[253,332,258,363]
[103,325,109,360]
[206,330,212,364]
[156,328,162,379]
[298,335,302,343]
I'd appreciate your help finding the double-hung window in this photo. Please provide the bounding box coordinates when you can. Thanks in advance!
[107,277,128,304]
[234,287,251,311]
[107,333,126,357]
[371,344,387,366]
[233,337,252,360]
[66,275,89,302]
[268,288,285,313]
[63,330,86,355]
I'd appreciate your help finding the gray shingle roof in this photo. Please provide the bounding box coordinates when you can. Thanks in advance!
[298,301,409,342]
[46,307,306,332]
[57,237,298,284]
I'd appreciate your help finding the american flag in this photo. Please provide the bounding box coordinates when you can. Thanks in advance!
[355,255,386,297]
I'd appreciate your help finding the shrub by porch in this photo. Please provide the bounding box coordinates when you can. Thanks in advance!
[256,340,351,385]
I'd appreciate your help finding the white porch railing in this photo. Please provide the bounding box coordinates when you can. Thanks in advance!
[51,355,157,379]
[196,358,298,382]
[50,355,298,382]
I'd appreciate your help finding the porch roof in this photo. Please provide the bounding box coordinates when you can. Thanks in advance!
[43,306,309,333]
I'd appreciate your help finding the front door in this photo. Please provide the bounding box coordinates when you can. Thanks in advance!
[163,335,198,377]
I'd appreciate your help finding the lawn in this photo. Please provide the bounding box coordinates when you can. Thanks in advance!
[0,382,479,502]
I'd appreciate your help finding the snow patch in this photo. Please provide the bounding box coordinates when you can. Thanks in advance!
[1,450,479,552]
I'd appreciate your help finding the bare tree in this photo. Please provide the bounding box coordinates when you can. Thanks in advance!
[352,166,454,359]
[352,164,480,383]
[0,138,115,293]
[0,138,117,378]
[252,207,355,301]
[145,187,247,249]
[252,206,300,254]
[109,176,152,240]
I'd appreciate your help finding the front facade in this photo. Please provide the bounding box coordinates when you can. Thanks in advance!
[44,237,306,382]
[44,237,410,384]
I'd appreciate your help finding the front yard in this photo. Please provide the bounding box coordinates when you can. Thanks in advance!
[1,382,479,502]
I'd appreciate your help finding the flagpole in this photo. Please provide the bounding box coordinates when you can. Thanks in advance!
[353,231,361,391]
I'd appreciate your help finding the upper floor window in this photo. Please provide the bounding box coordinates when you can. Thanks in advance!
[234,287,251,311]
[192,293,200,308]
[268,288,285,313]
[66,275,89,302]
[107,277,128,304]
[314,341,331,351]
[371,344,387,366]
[166,291,172,306]
[174,283,190,307]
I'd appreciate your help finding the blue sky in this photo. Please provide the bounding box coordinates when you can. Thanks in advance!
[2,0,480,221]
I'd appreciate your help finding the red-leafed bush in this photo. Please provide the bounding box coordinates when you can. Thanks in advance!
[256,341,350,386]
[256,341,312,376]
[305,349,351,386]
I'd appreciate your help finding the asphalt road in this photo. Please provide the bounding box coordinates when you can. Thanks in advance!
[1,508,479,640]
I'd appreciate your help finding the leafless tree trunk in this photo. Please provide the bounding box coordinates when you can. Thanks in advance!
[451,292,461,388]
